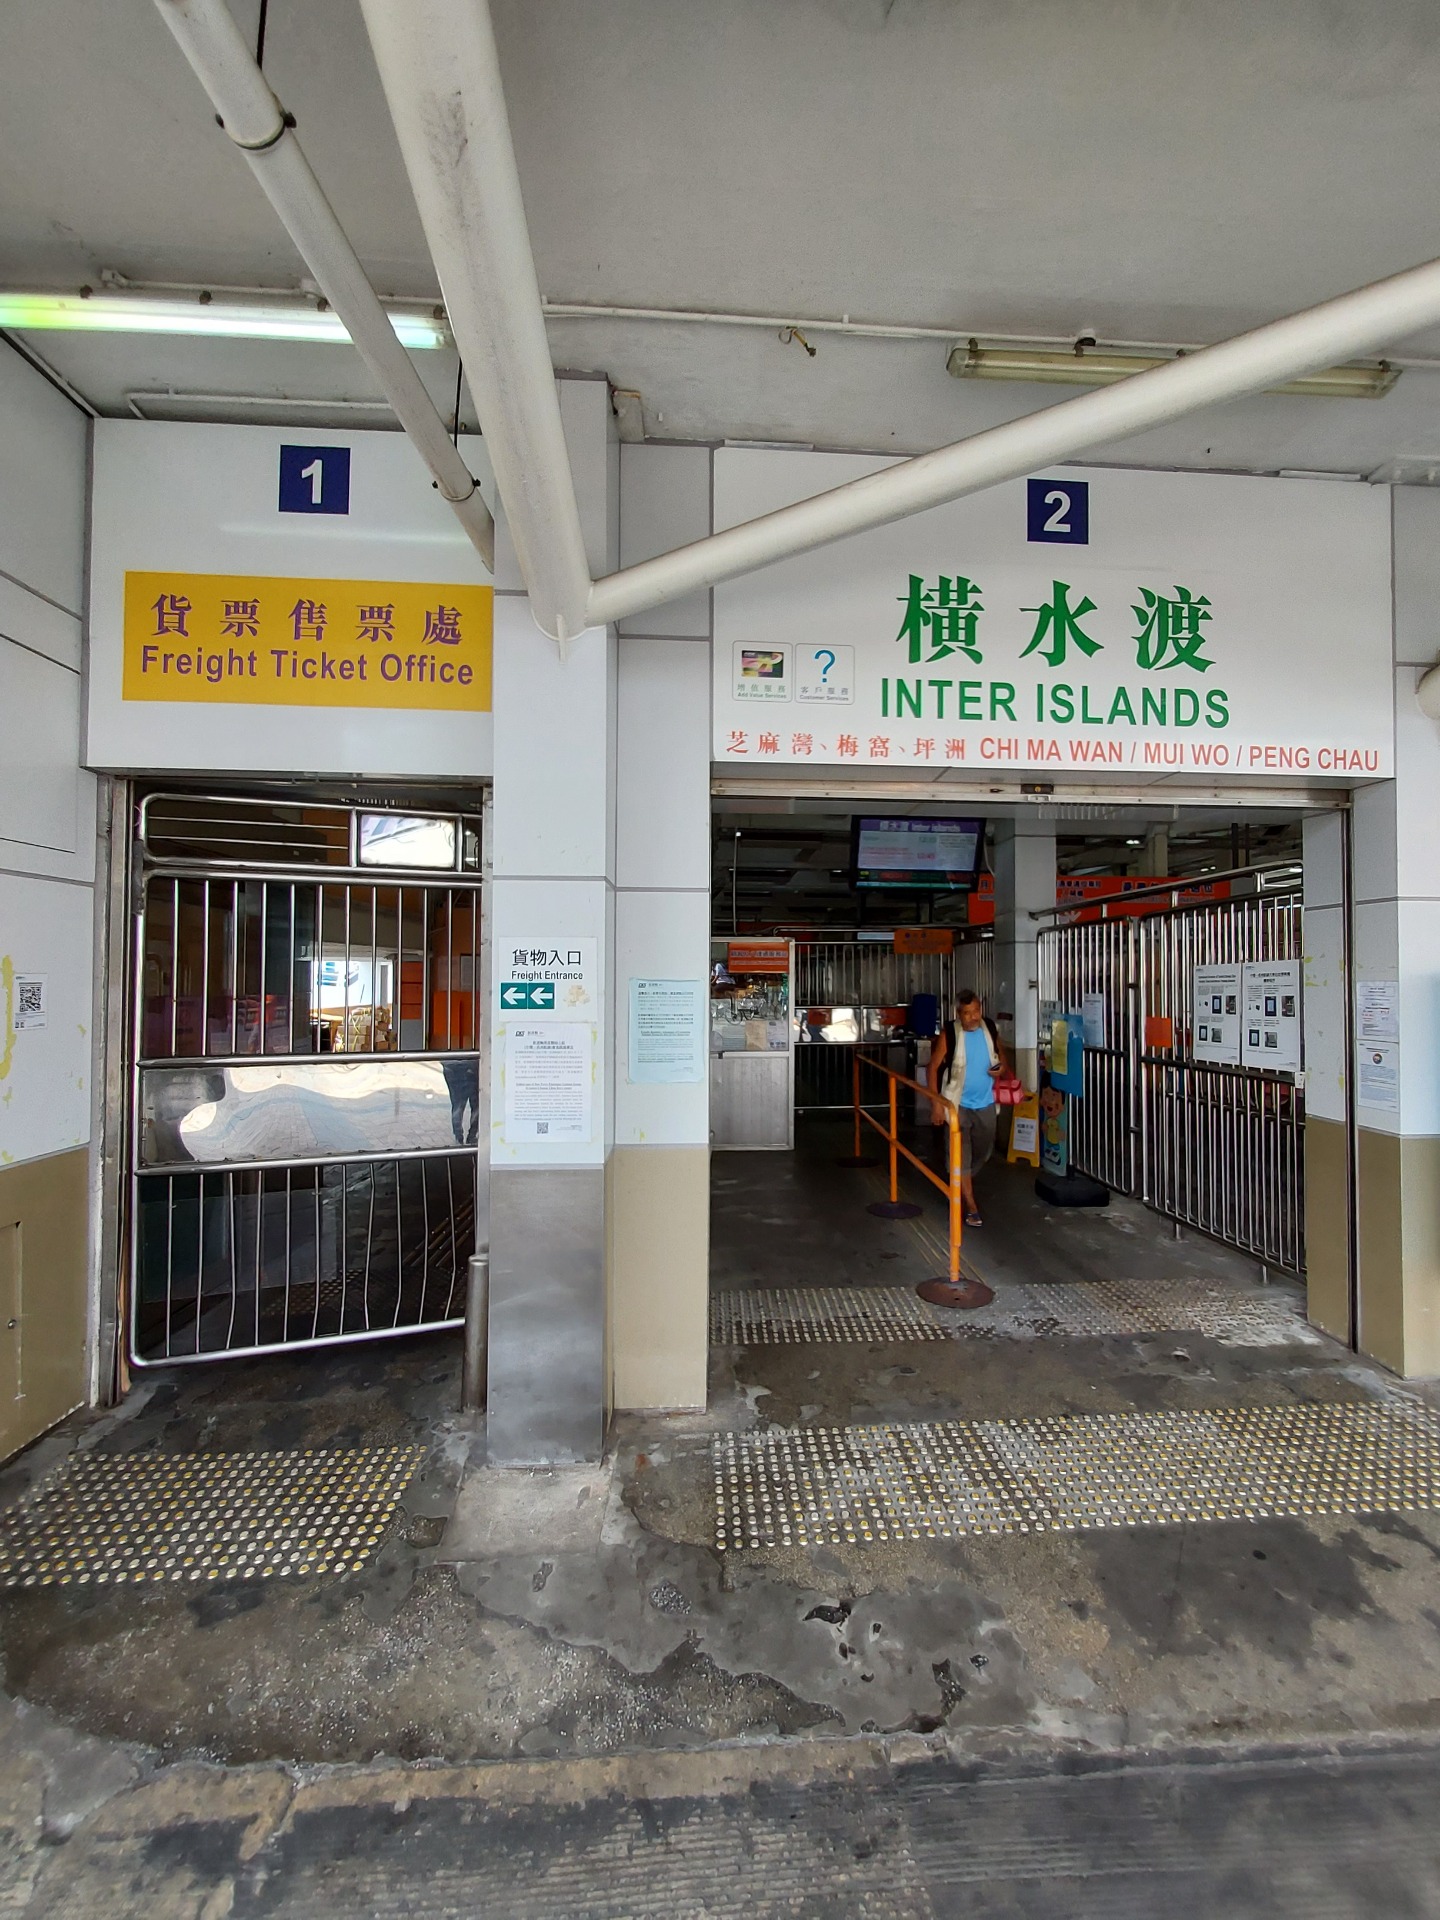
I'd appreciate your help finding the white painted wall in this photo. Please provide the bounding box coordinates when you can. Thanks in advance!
[614,634,712,1149]
[0,344,95,1170]
[616,443,711,640]
[1352,663,1440,1138]
[614,448,713,1148]
[489,599,615,1173]
[1393,490,1440,669]
[1301,811,1347,1129]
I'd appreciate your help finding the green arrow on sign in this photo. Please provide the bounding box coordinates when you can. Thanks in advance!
[500,981,557,1010]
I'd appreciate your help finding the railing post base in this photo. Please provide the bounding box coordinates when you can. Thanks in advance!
[461,1250,489,1414]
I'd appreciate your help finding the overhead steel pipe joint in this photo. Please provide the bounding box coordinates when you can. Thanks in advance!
[359,0,593,643]
[154,0,286,147]
[584,251,1440,629]
[151,0,495,570]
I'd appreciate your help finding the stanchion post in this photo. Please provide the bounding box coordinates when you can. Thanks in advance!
[948,1115,963,1284]
[887,1076,899,1203]
[852,1053,862,1160]
[461,1250,489,1413]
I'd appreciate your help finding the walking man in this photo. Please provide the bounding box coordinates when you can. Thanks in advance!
[928,989,1007,1227]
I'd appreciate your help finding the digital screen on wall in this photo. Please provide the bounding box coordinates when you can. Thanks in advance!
[852,816,984,891]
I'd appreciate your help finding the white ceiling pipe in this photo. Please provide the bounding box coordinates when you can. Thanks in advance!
[359,0,592,642]
[585,255,1440,629]
[151,0,495,569]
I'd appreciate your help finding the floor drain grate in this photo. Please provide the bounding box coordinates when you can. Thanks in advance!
[710,1280,1314,1347]
[0,1444,423,1589]
[713,1401,1440,1549]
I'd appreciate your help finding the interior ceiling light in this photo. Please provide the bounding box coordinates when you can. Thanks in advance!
[0,289,450,350]
[945,339,1399,399]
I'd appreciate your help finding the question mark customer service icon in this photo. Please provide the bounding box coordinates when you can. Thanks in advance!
[815,648,836,681]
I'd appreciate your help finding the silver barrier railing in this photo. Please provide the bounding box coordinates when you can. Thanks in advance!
[1038,885,1304,1273]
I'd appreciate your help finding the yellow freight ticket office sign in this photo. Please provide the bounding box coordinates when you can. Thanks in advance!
[122,571,492,711]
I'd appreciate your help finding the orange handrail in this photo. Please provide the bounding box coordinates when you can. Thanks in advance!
[850,1049,964,1285]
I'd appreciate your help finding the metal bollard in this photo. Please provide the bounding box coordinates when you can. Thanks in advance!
[461,1251,489,1413]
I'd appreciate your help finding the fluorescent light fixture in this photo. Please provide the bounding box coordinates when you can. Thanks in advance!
[0,290,449,350]
[945,339,1399,399]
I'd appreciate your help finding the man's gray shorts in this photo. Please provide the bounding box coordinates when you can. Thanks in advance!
[958,1104,997,1175]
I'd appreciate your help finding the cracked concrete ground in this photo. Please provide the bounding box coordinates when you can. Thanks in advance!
[5,1123,1440,1907]
[6,1695,1440,1915]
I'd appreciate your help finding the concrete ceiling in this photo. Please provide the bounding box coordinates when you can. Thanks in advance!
[8,0,1440,470]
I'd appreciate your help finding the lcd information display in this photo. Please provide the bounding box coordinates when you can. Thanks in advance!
[853,816,984,891]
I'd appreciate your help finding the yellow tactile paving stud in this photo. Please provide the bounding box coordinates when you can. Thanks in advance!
[712,1402,1440,1550]
[710,1280,1312,1349]
[0,1444,423,1588]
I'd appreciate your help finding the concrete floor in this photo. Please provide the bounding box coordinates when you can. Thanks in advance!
[4,1117,1440,1910]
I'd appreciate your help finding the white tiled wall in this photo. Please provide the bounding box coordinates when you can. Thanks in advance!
[0,345,95,1170]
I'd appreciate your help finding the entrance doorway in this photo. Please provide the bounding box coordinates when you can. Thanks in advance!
[707,794,1325,1332]
[123,789,485,1367]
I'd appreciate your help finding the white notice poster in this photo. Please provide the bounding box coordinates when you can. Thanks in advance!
[1192,963,1242,1065]
[1357,980,1400,1044]
[1080,992,1107,1049]
[629,979,707,1085]
[1240,960,1302,1073]
[1358,1041,1401,1113]
[503,1023,593,1143]
[12,975,47,1032]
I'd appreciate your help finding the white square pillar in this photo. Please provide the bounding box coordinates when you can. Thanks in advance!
[992,819,1056,1087]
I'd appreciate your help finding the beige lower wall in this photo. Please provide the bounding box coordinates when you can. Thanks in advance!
[1304,1115,1351,1344]
[1357,1127,1440,1378]
[0,1146,88,1463]
[607,1144,709,1412]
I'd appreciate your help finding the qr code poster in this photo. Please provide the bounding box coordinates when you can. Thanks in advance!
[13,975,47,1032]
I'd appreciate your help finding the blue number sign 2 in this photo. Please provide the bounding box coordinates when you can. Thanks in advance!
[1026,476,1089,545]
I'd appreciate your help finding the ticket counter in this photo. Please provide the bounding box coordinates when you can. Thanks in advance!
[709,939,794,1149]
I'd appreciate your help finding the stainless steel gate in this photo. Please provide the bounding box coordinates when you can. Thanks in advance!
[128,793,485,1365]
[1038,885,1304,1272]
[793,937,994,1110]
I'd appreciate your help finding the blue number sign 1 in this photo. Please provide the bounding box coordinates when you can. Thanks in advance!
[278,445,351,516]
[1026,476,1089,545]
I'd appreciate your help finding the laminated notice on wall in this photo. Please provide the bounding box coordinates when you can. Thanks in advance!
[503,1023,593,1144]
[1240,960,1301,1073]
[629,978,706,1085]
[11,975,46,1032]
[1358,1040,1400,1113]
[1192,964,1242,1066]
[1356,980,1400,1044]
[1080,992,1106,1049]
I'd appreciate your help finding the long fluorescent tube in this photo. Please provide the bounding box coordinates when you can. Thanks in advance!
[946,340,1399,399]
[0,290,450,350]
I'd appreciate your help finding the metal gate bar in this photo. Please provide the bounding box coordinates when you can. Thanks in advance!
[1039,889,1304,1273]
[132,1156,474,1363]
[129,794,484,1367]
[793,937,994,1111]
